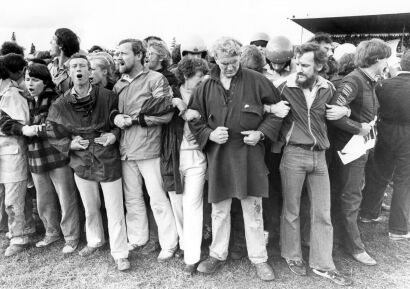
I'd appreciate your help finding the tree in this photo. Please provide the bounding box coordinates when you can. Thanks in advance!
[11,32,16,42]
[170,37,177,51]
[30,43,36,55]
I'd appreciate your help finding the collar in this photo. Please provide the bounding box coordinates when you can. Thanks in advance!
[121,66,150,83]
[358,68,377,83]
[71,84,92,99]
[286,73,329,90]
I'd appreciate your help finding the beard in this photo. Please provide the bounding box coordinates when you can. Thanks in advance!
[296,73,317,89]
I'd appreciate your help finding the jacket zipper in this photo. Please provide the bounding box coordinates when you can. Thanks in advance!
[307,107,317,150]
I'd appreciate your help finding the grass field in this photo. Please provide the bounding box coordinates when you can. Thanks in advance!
[0,201,409,289]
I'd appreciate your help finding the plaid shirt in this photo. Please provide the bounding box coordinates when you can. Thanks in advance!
[27,88,69,173]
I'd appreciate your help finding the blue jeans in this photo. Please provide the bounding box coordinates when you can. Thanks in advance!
[280,145,335,271]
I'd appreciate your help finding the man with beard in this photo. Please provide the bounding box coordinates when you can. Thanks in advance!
[277,42,352,286]
[112,39,178,262]
[189,37,282,281]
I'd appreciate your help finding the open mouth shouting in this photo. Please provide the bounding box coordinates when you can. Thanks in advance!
[76,73,83,79]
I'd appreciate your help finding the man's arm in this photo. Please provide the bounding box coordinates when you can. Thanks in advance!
[328,80,363,135]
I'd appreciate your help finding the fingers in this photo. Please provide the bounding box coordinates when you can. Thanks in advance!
[241,131,252,135]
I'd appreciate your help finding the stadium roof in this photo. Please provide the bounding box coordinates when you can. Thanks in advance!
[291,13,410,36]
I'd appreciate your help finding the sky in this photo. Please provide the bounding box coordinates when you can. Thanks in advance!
[1,0,409,54]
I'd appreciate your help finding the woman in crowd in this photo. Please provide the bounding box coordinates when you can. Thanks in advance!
[88,52,117,90]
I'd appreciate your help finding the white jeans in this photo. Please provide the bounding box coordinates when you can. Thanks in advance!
[169,150,206,265]
[122,158,178,250]
[210,196,268,264]
[74,175,128,259]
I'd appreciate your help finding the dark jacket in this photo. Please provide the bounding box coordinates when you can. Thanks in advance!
[329,68,379,150]
[40,85,121,182]
[277,74,335,151]
[188,65,282,203]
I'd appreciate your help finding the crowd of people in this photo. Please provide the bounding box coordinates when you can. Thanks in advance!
[0,28,409,287]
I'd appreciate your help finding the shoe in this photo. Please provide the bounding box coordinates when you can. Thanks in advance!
[62,239,79,254]
[79,246,100,257]
[389,232,410,241]
[230,245,246,260]
[183,263,198,276]
[312,269,353,286]
[116,258,131,271]
[197,257,225,274]
[285,259,307,276]
[157,246,177,262]
[359,216,384,223]
[140,240,160,255]
[4,244,26,257]
[36,235,61,248]
[254,262,276,281]
[127,242,144,251]
[352,251,377,266]
[5,232,11,239]
[175,249,184,259]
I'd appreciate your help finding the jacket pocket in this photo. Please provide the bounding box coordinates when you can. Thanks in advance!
[239,104,263,130]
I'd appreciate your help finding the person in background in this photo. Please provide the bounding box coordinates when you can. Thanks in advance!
[49,28,80,94]
[88,52,117,90]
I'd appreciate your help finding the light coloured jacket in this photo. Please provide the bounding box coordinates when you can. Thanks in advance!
[113,67,173,160]
[0,80,29,183]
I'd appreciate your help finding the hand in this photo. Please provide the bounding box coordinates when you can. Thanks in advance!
[114,114,132,129]
[94,132,116,147]
[325,104,349,120]
[241,130,263,146]
[264,101,290,118]
[172,98,187,116]
[358,123,372,136]
[209,126,229,144]
[70,136,89,150]
[183,109,201,121]
[22,125,38,137]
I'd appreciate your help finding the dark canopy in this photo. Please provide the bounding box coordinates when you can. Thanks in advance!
[291,13,410,36]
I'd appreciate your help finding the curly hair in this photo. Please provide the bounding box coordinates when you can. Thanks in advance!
[55,28,80,58]
[3,53,27,74]
[175,57,209,85]
[240,45,266,73]
[0,41,24,56]
[148,41,171,69]
[295,42,328,67]
[0,57,9,80]
[25,63,55,89]
[211,37,242,59]
[355,39,391,68]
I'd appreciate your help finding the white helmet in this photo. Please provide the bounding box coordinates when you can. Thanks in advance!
[333,43,356,63]
[181,35,207,57]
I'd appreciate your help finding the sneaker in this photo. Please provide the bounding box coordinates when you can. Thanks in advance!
[352,251,377,266]
[183,263,198,276]
[254,262,276,281]
[359,216,384,223]
[312,269,353,286]
[157,246,177,262]
[285,259,307,276]
[116,258,131,271]
[197,257,225,274]
[389,232,410,241]
[36,235,61,248]
[230,245,246,260]
[79,246,100,257]
[140,240,160,255]
[4,244,26,257]
[62,239,79,254]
